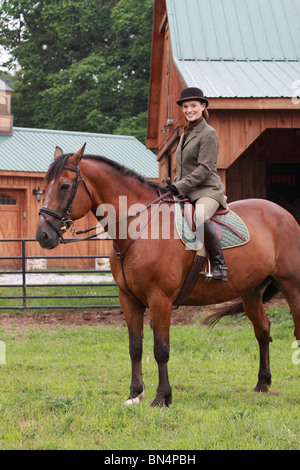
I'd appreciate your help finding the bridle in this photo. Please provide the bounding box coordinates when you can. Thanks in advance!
[39,165,93,240]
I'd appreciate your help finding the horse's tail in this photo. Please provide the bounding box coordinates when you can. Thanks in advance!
[203,281,279,327]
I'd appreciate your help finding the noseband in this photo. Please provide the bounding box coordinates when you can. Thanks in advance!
[39,165,93,239]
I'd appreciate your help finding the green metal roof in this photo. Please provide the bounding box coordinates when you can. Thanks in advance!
[167,0,300,60]
[175,59,300,98]
[0,127,159,178]
[166,0,300,98]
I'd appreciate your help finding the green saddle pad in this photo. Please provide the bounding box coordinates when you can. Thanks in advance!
[175,200,250,251]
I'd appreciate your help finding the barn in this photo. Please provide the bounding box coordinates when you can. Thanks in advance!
[0,78,158,268]
[147,0,300,221]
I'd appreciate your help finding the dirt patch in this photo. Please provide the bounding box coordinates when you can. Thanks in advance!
[0,293,287,331]
[0,306,203,331]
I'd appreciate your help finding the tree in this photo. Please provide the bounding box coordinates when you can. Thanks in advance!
[0,0,154,142]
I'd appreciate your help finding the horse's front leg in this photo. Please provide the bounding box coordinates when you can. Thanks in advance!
[119,290,146,405]
[149,295,173,407]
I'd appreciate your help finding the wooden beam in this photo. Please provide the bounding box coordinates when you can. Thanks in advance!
[209,98,300,110]
[147,0,167,147]
[157,126,182,156]
[0,171,45,178]
[159,11,167,34]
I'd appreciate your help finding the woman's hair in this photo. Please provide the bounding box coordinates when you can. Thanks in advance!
[203,107,209,121]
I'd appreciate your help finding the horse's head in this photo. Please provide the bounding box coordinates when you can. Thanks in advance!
[36,144,93,249]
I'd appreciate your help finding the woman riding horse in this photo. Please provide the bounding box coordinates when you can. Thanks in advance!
[36,145,300,407]
[167,87,228,281]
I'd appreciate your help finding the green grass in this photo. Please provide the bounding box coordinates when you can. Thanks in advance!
[0,282,119,311]
[0,305,299,450]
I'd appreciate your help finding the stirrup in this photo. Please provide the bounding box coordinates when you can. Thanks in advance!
[200,257,213,283]
[200,258,228,282]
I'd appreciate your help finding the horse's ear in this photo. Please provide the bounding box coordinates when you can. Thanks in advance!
[54,146,64,159]
[68,143,86,167]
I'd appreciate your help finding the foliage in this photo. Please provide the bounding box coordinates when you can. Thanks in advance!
[0,0,154,143]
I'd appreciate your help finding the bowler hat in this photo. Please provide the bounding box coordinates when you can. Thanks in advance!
[177,87,209,107]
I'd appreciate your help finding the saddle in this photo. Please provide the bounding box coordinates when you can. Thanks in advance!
[182,197,229,236]
[173,196,250,306]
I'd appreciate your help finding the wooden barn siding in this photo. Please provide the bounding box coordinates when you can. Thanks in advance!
[156,105,300,196]
[0,172,112,269]
[211,109,300,171]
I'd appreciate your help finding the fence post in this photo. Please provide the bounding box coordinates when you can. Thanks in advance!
[22,239,26,308]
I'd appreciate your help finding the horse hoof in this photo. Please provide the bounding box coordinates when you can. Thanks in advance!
[150,392,172,408]
[253,384,269,393]
[124,388,145,406]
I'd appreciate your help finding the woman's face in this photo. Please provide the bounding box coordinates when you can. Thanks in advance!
[182,100,205,122]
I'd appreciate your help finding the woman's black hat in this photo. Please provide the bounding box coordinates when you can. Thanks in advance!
[177,87,209,107]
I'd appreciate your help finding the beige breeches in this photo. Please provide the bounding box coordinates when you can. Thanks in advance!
[194,197,219,255]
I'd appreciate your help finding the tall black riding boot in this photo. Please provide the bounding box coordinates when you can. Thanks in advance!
[202,220,228,281]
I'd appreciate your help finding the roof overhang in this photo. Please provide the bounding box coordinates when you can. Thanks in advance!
[174,59,300,103]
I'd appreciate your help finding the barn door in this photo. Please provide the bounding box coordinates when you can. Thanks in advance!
[0,190,23,269]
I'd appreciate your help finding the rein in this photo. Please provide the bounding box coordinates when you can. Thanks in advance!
[112,190,176,259]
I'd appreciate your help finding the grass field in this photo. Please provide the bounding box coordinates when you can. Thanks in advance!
[0,281,119,310]
[0,303,299,450]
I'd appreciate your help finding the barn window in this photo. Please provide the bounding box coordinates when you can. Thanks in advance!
[0,94,7,114]
[0,193,17,205]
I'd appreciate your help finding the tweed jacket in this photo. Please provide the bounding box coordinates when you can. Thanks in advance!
[174,119,226,208]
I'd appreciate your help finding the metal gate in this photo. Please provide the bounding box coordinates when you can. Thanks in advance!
[0,238,120,310]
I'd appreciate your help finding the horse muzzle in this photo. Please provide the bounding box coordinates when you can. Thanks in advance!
[36,215,62,249]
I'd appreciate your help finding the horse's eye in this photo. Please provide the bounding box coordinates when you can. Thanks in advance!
[60,182,71,191]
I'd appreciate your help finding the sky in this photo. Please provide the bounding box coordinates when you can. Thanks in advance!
[0,47,20,73]
[0,47,11,70]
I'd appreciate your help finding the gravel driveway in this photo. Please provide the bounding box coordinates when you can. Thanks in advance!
[0,273,114,285]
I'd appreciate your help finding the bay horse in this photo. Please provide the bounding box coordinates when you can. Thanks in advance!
[36,145,300,407]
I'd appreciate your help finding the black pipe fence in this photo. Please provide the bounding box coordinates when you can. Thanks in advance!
[0,238,120,310]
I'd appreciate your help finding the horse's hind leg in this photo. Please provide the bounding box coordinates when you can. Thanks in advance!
[242,288,273,392]
[274,277,300,342]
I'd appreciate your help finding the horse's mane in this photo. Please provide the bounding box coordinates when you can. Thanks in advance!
[45,153,166,192]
